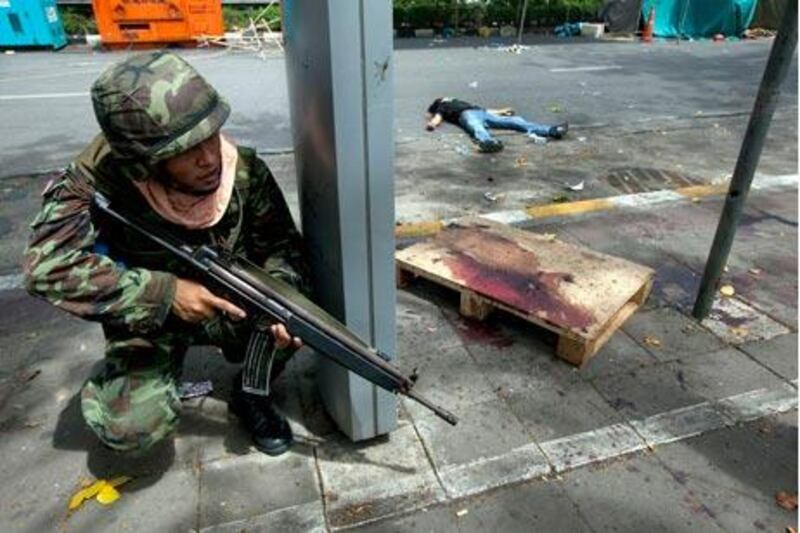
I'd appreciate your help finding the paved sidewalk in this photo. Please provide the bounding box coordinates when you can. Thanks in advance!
[0,179,796,531]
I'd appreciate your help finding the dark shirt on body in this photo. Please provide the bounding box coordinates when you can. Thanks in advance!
[428,98,482,125]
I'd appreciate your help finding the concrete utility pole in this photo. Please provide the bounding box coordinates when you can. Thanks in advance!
[692,0,798,320]
[282,0,398,440]
[517,0,529,44]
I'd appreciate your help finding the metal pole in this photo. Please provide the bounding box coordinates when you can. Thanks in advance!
[692,0,797,320]
[517,0,529,44]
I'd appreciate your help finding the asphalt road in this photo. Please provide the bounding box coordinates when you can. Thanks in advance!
[0,36,796,176]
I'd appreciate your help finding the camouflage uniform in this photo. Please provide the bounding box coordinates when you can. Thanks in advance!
[23,51,307,453]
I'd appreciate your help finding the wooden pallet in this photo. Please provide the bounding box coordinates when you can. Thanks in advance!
[396,218,654,366]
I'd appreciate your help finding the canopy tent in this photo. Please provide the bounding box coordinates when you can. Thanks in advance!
[641,0,758,38]
[600,0,643,33]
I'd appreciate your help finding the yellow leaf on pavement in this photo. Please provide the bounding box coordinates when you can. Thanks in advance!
[96,484,120,506]
[643,335,662,348]
[719,285,735,297]
[729,326,749,338]
[68,480,106,511]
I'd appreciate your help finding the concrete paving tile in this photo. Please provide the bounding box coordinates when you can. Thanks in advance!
[410,397,530,471]
[454,478,592,533]
[647,258,702,311]
[701,297,790,345]
[404,343,498,412]
[622,307,726,361]
[396,289,463,364]
[202,501,326,533]
[66,468,200,533]
[0,429,90,533]
[198,446,320,528]
[578,330,660,380]
[679,347,786,402]
[594,362,706,419]
[740,333,798,381]
[467,333,580,395]
[347,503,459,533]
[506,379,624,441]
[655,415,798,533]
[316,424,444,528]
[438,443,551,500]
[562,453,725,532]
[540,422,646,473]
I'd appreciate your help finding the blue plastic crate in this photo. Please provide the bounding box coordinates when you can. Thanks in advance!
[0,0,67,49]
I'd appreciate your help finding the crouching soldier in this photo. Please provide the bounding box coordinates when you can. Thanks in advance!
[23,51,308,457]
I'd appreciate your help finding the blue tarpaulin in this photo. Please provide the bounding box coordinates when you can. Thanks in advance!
[641,0,758,38]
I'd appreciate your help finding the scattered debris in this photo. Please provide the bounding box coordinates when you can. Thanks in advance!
[196,6,283,59]
[775,491,798,511]
[542,233,557,242]
[179,380,214,400]
[468,81,478,89]
[643,335,662,348]
[548,103,564,113]
[744,28,776,39]
[577,136,587,142]
[69,477,132,511]
[691,197,702,204]
[528,133,548,145]
[454,144,471,156]
[456,508,469,517]
[16,369,41,384]
[565,180,585,192]
[500,44,528,54]
[552,194,570,203]
[515,157,528,168]
[748,267,763,277]
[483,191,504,203]
[719,284,736,297]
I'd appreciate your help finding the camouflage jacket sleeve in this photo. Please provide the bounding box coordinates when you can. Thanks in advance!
[243,154,310,294]
[23,170,177,334]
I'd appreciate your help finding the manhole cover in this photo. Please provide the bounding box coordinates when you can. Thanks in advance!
[600,167,701,194]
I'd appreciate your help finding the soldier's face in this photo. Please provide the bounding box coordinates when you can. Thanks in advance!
[161,133,222,196]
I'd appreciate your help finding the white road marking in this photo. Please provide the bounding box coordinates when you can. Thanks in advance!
[0,92,89,101]
[549,65,623,73]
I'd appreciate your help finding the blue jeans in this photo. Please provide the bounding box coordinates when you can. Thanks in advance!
[458,109,552,143]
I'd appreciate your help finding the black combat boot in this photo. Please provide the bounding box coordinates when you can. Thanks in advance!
[229,374,293,456]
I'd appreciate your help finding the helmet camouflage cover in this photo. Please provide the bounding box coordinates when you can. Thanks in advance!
[91,50,230,167]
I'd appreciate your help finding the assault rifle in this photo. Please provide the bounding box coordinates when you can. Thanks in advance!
[93,192,458,426]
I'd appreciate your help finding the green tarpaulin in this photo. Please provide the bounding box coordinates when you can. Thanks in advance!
[641,0,758,38]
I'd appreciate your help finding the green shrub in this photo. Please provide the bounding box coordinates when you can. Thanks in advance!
[59,6,96,35]
[222,5,281,32]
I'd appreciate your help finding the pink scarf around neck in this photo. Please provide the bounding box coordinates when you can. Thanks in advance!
[133,135,238,230]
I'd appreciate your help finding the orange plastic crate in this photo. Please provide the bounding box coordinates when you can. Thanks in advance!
[92,0,223,46]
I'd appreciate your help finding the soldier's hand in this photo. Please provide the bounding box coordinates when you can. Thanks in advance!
[270,324,302,350]
[172,278,247,323]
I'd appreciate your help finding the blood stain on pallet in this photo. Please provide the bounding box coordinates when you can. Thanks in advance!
[439,227,594,332]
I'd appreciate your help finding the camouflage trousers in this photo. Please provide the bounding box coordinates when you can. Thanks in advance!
[81,315,293,453]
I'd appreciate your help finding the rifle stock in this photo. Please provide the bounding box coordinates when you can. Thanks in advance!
[93,192,458,426]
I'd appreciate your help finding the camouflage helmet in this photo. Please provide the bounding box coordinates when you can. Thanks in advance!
[91,50,230,167]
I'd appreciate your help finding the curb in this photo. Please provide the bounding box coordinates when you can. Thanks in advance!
[394,173,798,239]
